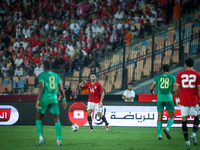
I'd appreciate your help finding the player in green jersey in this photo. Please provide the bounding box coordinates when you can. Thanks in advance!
[150,64,176,140]
[35,61,67,146]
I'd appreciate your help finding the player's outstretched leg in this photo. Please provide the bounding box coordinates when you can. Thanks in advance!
[35,120,45,146]
[182,120,190,146]
[55,122,62,146]
[191,116,199,145]
[100,115,109,131]
[164,111,174,140]
[88,116,94,132]
[157,122,162,140]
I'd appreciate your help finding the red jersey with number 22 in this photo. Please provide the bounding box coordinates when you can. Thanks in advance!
[83,81,104,103]
[175,70,200,106]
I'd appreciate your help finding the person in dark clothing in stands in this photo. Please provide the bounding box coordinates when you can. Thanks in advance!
[53,53,65,69]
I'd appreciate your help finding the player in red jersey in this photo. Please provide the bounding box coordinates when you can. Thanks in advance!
[174,58,200,146]
[79,72,109,132]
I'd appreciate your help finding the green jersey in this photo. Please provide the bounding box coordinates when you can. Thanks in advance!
[38,71,61,103]
[154,73,176,102]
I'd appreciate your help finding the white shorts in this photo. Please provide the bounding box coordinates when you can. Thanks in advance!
[87,102,102,112]
[180,105,199,117]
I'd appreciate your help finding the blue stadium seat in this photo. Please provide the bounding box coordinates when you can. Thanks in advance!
[1,80,8,88]
[191,40,198,46]
[175,27,183,32]
[159,32,166,39]
[18,80,25,88]
[10,80,16,88]
[156,50,163,55]
[190,45,198,53]
[141,41,148,48]
[194,22,200,27]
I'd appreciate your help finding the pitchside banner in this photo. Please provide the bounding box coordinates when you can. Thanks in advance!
[68,102,200,127]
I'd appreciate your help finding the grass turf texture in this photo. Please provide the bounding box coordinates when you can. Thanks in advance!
[0,126,199,150]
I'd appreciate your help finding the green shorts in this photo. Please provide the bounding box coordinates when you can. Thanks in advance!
[157,101,175,112]
[37,101,60,115]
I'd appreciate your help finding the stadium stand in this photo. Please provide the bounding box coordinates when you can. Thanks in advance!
[0,0,200,94]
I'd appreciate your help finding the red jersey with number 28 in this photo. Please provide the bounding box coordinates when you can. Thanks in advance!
[83,81,104,103]
[175,70,200,106]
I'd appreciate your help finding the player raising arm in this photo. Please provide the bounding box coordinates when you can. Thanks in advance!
[35,61,67,146]
[150,64,176,140]
[174,58,200,146]
[79,72,109,132]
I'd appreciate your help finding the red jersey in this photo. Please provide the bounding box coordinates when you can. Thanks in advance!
[175,70,200,106]
[83,81,104,103]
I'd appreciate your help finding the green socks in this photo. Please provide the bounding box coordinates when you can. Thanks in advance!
[157,122,162,136]
[36,120,43,137]
[55,122,62,140]
[166,119,174,130]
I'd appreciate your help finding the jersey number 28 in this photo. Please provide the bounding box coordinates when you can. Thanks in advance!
[181,74,196,88]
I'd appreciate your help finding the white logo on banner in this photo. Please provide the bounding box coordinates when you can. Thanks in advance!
[0,105,19,125]
[73,110,84,119]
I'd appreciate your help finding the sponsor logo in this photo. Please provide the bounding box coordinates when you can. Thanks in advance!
[0,109,11,121]
[68,102,87,126]
[0,105,19,125]
[84,106,200,127]
[73,110,84,119]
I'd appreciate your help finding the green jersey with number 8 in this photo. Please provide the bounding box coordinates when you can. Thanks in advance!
[38,71,61,103]
[154,73,176,102]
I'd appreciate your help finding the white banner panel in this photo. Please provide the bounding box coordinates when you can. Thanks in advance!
[84,106,200,127]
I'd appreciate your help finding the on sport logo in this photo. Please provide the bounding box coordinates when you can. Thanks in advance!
[0,105,19,125]
[0,108,11,122]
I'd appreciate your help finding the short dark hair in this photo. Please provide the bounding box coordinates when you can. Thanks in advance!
[185,58,194,67]
[90,72,96,76]
[162,64,170,72]
[44,61,51,70]
[128,83,133,86]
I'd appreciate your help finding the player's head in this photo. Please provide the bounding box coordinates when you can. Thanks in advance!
[185,58,194,68]
[44,61,51,71]
[90,72,96,82]
[162,64,170,73]
[128,83,133,90]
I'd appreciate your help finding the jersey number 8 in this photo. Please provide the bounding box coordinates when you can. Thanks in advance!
[160,78,169,89]
[181,74,196,88]
[49,76,55,89]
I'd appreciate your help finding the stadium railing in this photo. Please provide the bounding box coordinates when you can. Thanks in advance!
[63,19,200,94]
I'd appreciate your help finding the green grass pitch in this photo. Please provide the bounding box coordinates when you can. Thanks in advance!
[0,126,199,150]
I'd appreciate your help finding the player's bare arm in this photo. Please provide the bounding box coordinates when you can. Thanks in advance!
[150,82,157,96]
[58,83,67,110]
[79,82,84,91]
[36,81,44,109]
[174,84,180,106]
[99,91,105,108]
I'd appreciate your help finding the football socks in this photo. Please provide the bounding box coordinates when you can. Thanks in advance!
[193,117,199,133]
[36,120,43,137]
[157,122,162,137]
[55,122,61,140]
[88,116,93,129]
[182,121,188,141]
[166,119,174,131]
[101,115,109,126]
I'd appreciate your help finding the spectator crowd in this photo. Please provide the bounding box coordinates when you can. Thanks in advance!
[0,0,197,78]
